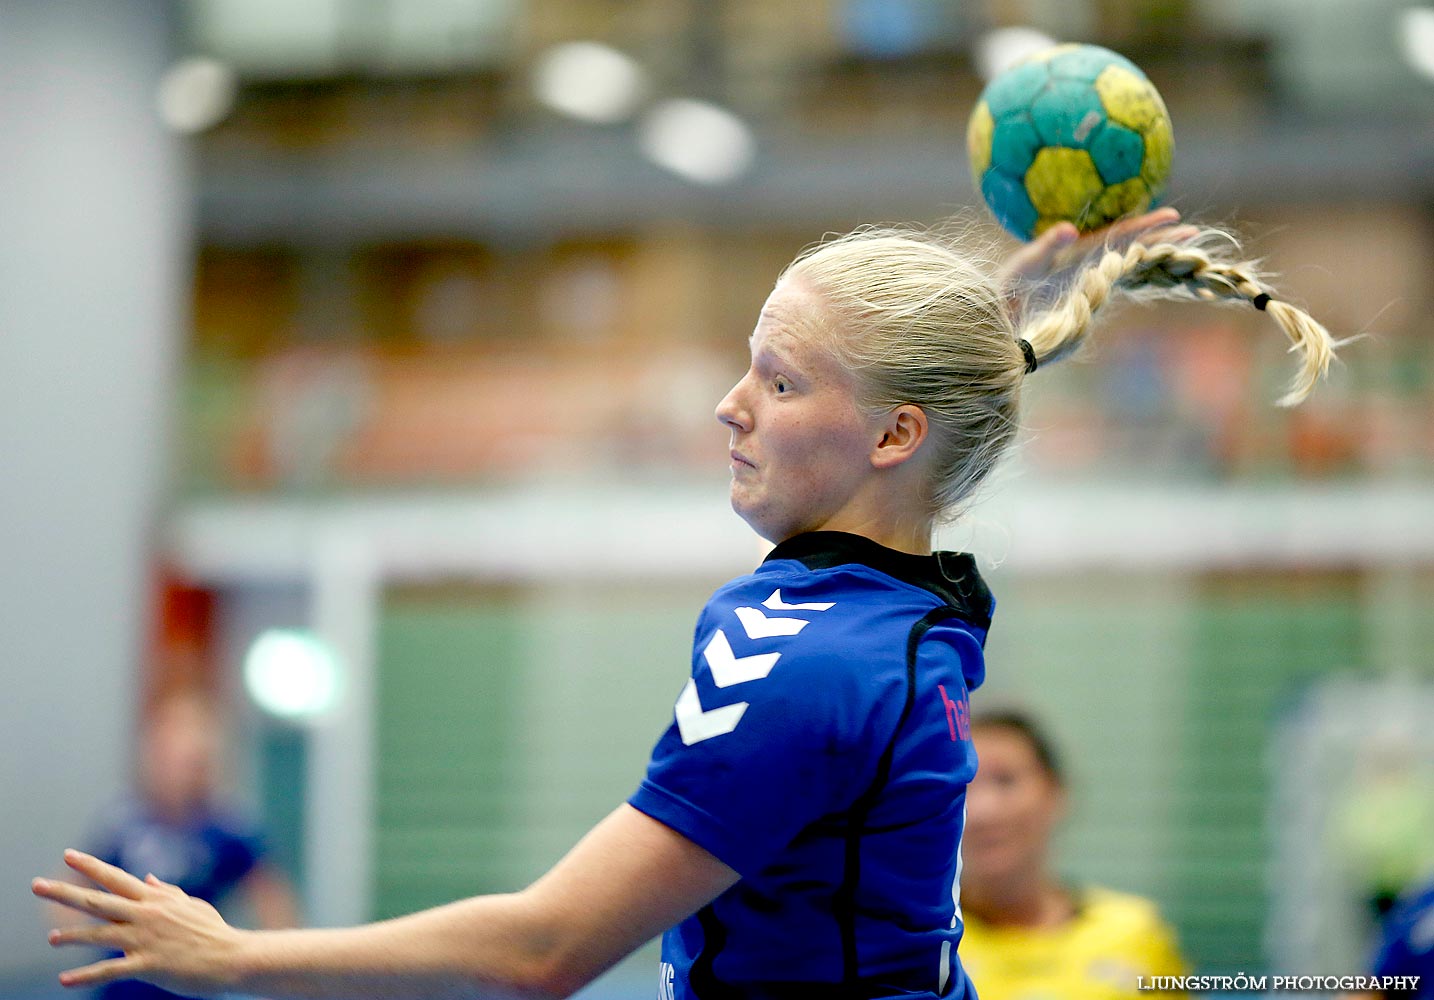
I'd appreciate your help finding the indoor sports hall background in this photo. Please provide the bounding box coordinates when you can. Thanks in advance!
[4,1,1433,996]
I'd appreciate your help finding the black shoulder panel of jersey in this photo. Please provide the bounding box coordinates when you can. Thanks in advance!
[763,530,993,630]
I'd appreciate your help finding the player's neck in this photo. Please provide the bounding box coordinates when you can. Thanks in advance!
[965,873,1074,929]
[146,789,206,825]
[816,491,933,555]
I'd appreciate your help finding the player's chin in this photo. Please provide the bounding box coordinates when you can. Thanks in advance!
[730,493,785,543]
[963,846,1026,878]
[729,476,756,505]
[729,490,759,526]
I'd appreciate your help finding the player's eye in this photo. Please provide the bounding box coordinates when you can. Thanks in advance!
[774,378,789,394]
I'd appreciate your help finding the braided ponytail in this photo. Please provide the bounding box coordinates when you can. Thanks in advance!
[775,220,1343,522]
[1020,235,1340,406]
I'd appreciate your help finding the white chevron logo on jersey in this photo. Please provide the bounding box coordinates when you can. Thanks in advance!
[703,628,781,687]
[733,605,810,639]
[762,589,835,612]
[672,590,836,745]
[675,678,747,745]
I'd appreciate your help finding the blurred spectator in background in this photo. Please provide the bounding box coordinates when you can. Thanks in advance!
[1333,736,1434,921]
[959,709,1187,1000]
[46,688,299,1000]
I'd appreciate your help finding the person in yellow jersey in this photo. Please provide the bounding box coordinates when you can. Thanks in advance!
[959,709,1188,1000]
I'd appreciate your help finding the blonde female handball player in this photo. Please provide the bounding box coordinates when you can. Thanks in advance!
[33,208,1339,1000]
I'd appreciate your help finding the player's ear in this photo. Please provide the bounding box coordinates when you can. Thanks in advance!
[871,404,928,469]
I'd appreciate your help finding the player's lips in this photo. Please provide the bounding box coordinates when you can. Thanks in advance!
[730,450,756,469]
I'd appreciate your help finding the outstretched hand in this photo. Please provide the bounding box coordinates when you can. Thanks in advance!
[33,849,243,995]
[999,207,1199,294]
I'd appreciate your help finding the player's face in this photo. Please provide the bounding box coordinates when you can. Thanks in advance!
[141,698,219,817]
[714,280,882,543]
[963,725,1065,884]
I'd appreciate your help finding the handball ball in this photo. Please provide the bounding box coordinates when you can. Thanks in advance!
[968,43,1174,241]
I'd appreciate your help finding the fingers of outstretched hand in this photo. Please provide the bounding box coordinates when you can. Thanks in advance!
[145,873,183,895]
[64,849,149,899]
[1079,208,1193,258]
[1028,220,1079,256]
[1042,210,1198,287]
[1101,209,1203,259]
[32,878,138,923]
[1148,224,1200,246]
[58,955,142,989]
[48,922,132,950]
[1003,210,1188,292]
[1103,206,1180,242]
[1003,222,1078,283]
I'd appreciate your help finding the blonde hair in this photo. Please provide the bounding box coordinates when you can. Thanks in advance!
[781,224,1340,517]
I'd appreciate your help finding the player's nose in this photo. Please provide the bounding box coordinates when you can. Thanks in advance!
[715,376,752,433]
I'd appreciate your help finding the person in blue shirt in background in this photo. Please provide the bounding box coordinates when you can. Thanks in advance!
[1348,877,1434,1000]
[33,206,1340,999]
[1372,879,1434,998]
[44,689,299,1000]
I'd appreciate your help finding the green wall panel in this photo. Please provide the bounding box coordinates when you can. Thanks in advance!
[1171,574,1367,971]
[373,592,528,920]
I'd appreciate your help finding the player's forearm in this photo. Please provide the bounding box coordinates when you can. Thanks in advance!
[37,810,718,998]
[230,892,569,1000]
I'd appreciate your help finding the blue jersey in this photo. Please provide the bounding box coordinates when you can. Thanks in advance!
[1372,879,1434,998]
[88,799,266,1000]
[630,531,992,999]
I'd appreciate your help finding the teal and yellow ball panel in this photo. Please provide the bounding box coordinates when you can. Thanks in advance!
[981,59,1053,120]
[967,101,994,177]
[1030,79,1108,148]
[1025,147,1104,222]
[1046,44,1141,83]
[1095,64,1167,132]
[1088,121,1144,185]
[979,169,1039,241]
[990,113,1042,177]
[1140,113,1174,188]
[967,43,1174,241]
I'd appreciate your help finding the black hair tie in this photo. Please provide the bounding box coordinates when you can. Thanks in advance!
[1252,292,1272,312]
[1018,338,1039,374]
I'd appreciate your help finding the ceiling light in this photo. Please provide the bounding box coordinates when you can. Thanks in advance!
[532,41,646,124]
[638,98,755,186]
[156,56,238,134]
[1399,7,1434,81]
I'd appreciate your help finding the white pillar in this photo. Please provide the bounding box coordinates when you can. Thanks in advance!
[0,0,186,973]
[305,528,379,927]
